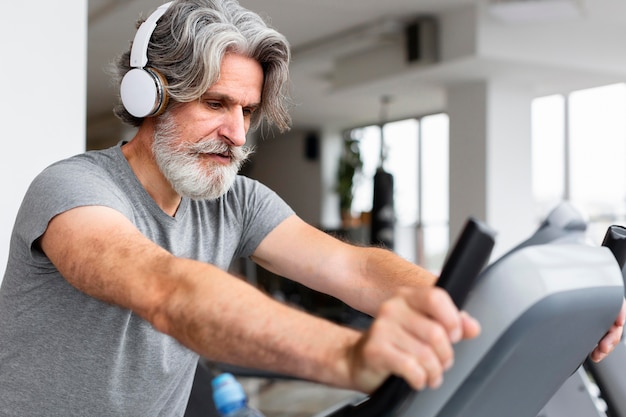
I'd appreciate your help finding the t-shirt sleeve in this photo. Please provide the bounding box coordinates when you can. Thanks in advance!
[13,159,134,259]
[232,177,295,258]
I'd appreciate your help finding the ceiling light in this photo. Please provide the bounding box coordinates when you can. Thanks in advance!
[487,0,583,23]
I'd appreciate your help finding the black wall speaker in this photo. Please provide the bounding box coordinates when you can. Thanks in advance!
[405,17,438,64]
[304,132,320,161]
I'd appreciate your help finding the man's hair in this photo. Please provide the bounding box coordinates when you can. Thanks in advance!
[112,0,292,132]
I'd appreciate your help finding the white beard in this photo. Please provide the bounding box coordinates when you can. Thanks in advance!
[152,113,253,200]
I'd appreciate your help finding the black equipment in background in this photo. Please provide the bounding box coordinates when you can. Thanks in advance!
[370,168,395,249]
[370,98,395,250]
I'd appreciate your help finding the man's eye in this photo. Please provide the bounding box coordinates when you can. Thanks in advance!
[243,107,256,117]
[207,101,222,110]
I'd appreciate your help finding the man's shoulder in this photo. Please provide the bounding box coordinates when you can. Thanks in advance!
[39,145,111,171]
[37,145,123,183]
[25,145,132,211]
[230,175,267,192]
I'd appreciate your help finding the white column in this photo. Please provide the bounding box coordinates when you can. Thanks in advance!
[0,1,87,280]
[448,80,535,258]
[320,129,343,230]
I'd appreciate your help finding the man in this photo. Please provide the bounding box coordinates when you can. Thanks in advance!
[0,1,622,416]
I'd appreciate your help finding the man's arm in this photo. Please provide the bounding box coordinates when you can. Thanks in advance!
[254,215,626,365]
[40,206,359,387]
[252,215,438,316]
[40,206,477,393]
[251,214,482,391]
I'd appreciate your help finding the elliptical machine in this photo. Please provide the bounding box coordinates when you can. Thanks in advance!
[316,202,625,417]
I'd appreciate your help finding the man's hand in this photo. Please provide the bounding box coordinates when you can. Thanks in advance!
[589,298,626,363]
[346,286,480,393]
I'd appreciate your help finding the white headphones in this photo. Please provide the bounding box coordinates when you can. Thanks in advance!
[120,2,173,118]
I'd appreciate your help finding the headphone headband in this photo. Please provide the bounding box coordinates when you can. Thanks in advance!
[130,2,173,68]
[120,1,173,118]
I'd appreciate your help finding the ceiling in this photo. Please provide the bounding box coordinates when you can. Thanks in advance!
[87,0,626,140]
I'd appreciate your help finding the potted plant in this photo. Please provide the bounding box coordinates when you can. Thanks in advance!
[336,137,363,227]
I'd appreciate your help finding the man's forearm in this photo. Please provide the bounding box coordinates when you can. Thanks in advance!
[336,246,438,316]
[149,257,362,388]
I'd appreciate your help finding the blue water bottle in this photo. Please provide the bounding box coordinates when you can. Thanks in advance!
[211,373,266,417]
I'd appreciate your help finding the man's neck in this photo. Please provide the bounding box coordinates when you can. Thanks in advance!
[121,124,182,217]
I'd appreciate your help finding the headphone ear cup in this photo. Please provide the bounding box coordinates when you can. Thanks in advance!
[120,67,169,118]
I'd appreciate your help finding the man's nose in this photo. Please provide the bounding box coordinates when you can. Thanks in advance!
[220,108,247,147]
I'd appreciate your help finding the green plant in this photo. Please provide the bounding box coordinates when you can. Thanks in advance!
[336,138,363,214]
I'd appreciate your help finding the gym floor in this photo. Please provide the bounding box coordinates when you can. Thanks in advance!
[240,376,361,417]
[184,361,362,417]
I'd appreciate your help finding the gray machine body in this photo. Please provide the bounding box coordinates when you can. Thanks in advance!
[538,367,607,417]
[524,201,626,417]
[397,243,623,417]
[588,340,626,416]
[314,203,624,417]
[314,242,623,417]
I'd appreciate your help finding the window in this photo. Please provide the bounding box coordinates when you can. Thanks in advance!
[532,83,626,243]
[531,94,565,215]
[420,114,450,271]
[347,114,449,272]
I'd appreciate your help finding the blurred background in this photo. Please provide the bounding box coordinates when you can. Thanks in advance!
[3,0,626,328]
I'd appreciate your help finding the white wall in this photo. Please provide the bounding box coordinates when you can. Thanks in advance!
[0,1,87,280]
[320,129,343,230]
[448,80,535,259]
[246,130,322,226]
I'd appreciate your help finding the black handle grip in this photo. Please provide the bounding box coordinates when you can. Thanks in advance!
[436,217,497,307]
[327,217,496,417]
[602,225,626,270]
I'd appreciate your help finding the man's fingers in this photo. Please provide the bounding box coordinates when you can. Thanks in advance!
[389,323,450,389]
[360,318,447,391]
[590,299,626,363]
[617,298,626,326]
[590,325,621,362]
[360,288,473,391]
[402,287,464,343]
[350,286,483,393]
[401,344,444,390]
[377,293,456,369]
[460,310,481,340]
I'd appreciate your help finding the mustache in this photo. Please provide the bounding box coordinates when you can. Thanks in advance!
[185,139,255,162]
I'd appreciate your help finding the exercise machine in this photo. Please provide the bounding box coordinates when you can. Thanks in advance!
[564,224,626,417]
[315,204,624,417]
[482,203,626,417]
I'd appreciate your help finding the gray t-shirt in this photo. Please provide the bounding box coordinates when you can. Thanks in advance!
[0,143,294,416]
